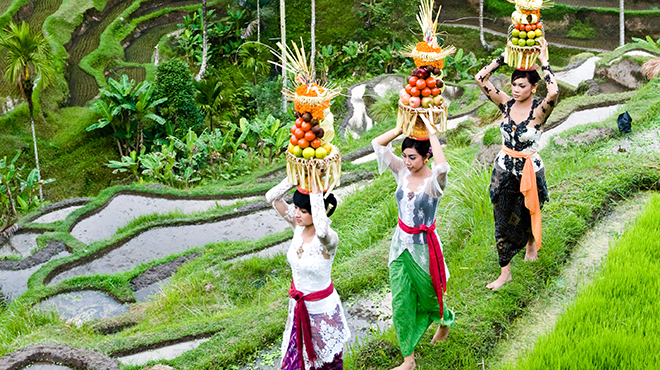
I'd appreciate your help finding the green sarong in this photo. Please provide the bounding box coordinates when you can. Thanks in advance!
[390,249,455,357]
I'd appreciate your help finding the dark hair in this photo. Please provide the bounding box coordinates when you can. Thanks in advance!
[402,137,433,159]
[293,190,338,217]
[511,69,541,85]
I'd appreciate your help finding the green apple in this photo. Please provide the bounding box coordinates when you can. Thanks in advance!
[302,147,315,159]
[535,29,543,37]
[526,38,536,46]
[292,145,303,157]
[519,31,527,39]
[511,29,520,38]
[518,39,527,47]
[315,147,327,159]
[511,37,519,45]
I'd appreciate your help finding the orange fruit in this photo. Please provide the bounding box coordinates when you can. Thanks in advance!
[298,138,309,148]
[294,128,305,139]
[290,135,298,146]
[311,138,322,149]
[301,121,312,132]
[304,131,316,142]
[295,118,303,128]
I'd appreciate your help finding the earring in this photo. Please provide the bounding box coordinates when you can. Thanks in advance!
[424,159,429,165]
[532,89,537,93]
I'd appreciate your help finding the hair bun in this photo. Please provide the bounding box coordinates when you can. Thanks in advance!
[324,193,338,217]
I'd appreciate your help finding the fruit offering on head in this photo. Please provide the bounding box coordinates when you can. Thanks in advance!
[396,0,453,138]
[399,65,447,108]
[504,0,552,69]
[398,0,454,110]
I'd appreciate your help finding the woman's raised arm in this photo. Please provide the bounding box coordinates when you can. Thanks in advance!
[534,39,560,128]
[265,178,296,229]
[475,53,511,111]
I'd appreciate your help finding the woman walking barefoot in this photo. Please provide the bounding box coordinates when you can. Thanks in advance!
[372,121,455,370]
[474,39,559,290]
[266,175,350,370]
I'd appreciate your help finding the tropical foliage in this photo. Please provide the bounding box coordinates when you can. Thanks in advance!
[87,75,167,157]
[0,152,54,227]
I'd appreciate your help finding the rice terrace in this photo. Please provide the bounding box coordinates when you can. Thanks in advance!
[0,0,659,369]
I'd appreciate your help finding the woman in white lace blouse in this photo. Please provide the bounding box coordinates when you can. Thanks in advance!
[266,175,350,370]
[372,122,455,370]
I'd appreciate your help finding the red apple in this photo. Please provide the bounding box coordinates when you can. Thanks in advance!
[409,96,421,108]
[400,93,411,105]
[433,95,444,106]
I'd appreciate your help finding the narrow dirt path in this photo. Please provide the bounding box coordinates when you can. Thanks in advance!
[487,192,654,369]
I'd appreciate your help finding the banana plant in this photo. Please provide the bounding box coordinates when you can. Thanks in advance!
[107,150,141,182]
[258,115,289,163]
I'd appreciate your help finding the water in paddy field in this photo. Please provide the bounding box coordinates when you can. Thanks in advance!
[51,208,291,284]
[40,290,129,325]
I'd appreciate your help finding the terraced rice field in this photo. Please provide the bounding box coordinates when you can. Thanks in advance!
[15,0,62,32]
[124,21,179,64]
[128,0,201,20]
[65,0,138,106]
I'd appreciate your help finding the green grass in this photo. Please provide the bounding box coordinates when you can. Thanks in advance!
[344,78,660,369]
[509,194,660,369]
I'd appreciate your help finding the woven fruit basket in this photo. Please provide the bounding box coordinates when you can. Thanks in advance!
[286,144,341,194]
[397,101,448,140]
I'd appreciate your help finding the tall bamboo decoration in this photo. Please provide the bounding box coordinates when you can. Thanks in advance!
[311,0,316,80]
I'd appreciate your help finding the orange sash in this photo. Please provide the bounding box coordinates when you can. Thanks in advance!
[501,145,542,250]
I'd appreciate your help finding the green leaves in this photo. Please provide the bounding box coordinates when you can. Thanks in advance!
[88,75,167,155]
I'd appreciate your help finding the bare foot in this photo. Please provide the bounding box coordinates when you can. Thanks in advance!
[431,324,449,344]
[487,265,512,290]
[391,354,416,370]
[524,240,538,261]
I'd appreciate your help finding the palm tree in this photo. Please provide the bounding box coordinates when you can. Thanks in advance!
[0,22,54,201]
[195,0,208,81]
[479,0,492,51]
[280,0,287,113]
[619,0,625,46]
[193,77,222,131]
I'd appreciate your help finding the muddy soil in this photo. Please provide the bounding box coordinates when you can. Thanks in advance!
[0,344,119,370]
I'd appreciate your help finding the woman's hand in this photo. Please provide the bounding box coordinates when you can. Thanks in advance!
[420,115,437,136]
[537,38,549,65]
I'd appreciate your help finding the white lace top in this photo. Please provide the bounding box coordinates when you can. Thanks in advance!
[265,180,350,369]
[372,139,451,279]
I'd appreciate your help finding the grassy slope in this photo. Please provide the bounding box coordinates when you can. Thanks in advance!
[0,78,657,368]
[344,78,660,369]
[510,194,660,369]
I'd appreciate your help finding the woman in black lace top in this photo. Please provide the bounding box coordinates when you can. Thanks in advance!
[474,39,559,290]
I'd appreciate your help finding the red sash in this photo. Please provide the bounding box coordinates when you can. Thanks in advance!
[397,218,447,316]
[288,280,335,366]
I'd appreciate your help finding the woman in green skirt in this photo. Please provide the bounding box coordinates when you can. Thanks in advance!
[372,121,455,370]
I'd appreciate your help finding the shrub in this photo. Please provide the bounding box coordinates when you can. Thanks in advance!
[154,59,204,136]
